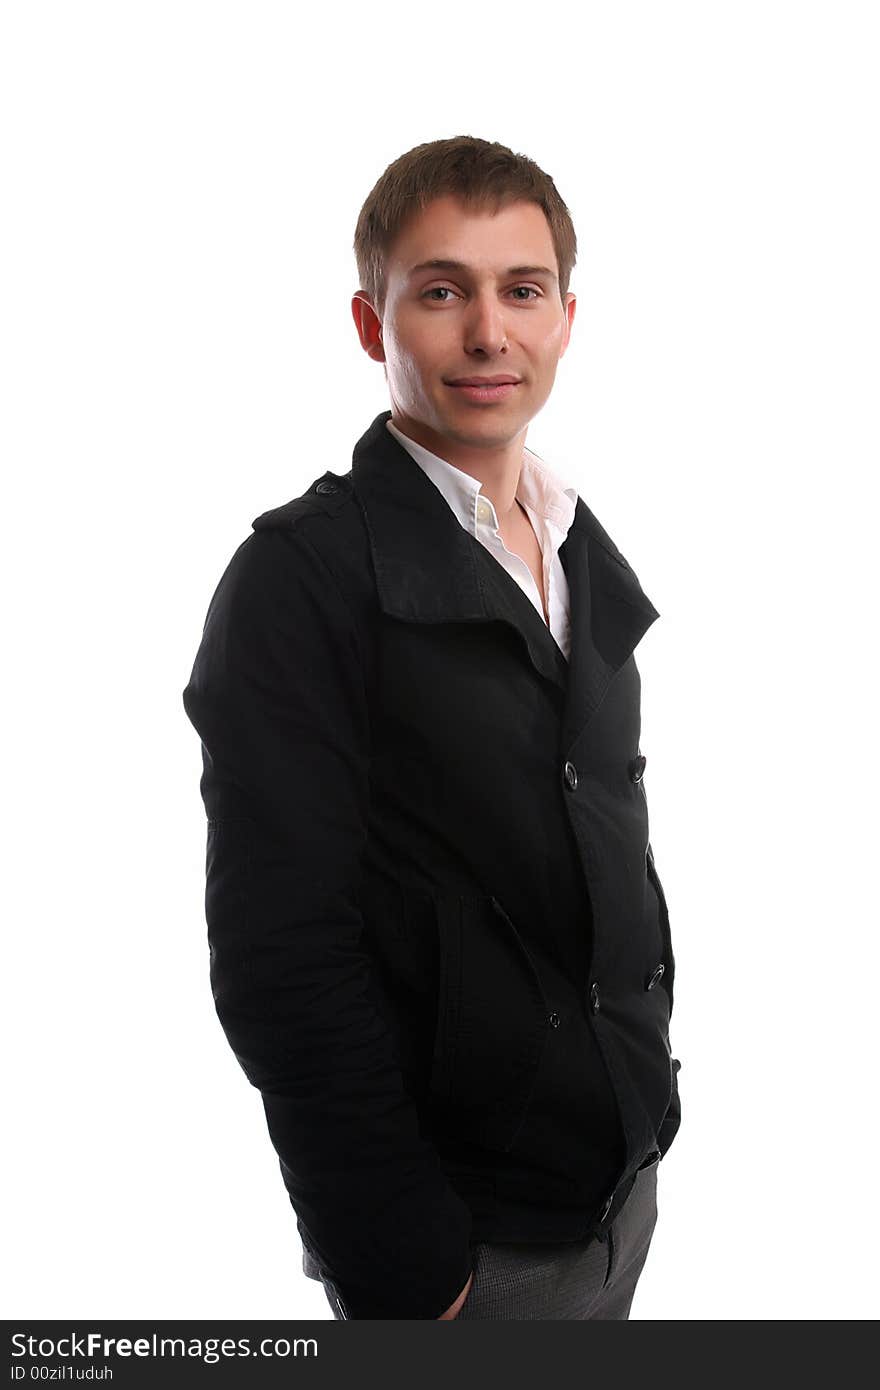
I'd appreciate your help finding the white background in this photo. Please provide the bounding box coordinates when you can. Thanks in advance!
[3,0,878,1321]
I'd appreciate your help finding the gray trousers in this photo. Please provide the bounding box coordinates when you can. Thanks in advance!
[302,1156,659,1320]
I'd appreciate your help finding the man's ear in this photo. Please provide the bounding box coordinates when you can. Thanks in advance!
[351,292,385,364]
[558,292,576,359]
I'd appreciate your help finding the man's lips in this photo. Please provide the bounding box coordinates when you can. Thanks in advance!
[446,379,521,402]
[446,376,521,386]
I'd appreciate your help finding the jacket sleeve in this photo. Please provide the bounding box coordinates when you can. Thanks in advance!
[181,524,473,1319]
[657,1057,681,1158]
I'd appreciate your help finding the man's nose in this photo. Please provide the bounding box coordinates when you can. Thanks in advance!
[462,294,509,355]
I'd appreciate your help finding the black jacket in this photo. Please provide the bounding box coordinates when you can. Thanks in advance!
[182,409,682,1319]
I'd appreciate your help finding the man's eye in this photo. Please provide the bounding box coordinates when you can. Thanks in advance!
[421,286,541,302]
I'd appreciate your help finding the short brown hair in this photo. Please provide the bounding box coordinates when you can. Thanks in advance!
[353,135,577,319]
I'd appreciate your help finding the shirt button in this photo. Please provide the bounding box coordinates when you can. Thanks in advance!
[590,981,601,1013]
[630,754,647,783]
[563,760,578,791]
[548,1011,561,1028]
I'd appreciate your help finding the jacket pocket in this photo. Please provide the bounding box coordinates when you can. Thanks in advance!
[429,893,549,1152]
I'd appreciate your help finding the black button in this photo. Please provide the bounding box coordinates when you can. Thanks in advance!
[630,754,647,783]
[598,1192,614,1222]
[548,1011,561,1028]
[316,480,338,494]
[563,760,578,791]
[590,981,601,1013]
[638,1149,661,1170]
[646,963,665,990]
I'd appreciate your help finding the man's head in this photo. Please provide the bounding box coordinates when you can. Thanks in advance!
[351,136,577,460]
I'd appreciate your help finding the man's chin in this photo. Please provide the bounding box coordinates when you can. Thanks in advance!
[433,397,529,435]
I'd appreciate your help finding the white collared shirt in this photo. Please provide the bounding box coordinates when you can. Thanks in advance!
[386,418,579,660]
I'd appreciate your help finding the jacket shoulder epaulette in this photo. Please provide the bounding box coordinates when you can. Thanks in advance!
[251,470,354,531]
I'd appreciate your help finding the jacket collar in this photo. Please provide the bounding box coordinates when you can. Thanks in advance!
[351,410,660,752]
[384,416,579,542]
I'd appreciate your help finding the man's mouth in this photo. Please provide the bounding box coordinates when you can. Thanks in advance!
[445,377,521,402]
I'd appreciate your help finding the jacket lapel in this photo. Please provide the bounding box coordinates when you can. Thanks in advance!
[351,410,659,748]
[557,502,660,751]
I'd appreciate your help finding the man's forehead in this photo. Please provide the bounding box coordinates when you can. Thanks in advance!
[389,197,558,280]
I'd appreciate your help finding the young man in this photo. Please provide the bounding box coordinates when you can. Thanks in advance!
[182,136,682,1321]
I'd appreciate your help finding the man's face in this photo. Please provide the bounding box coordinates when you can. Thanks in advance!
[353,194,576,453]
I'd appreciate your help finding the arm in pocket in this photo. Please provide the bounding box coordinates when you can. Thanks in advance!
[182,525,473,1319]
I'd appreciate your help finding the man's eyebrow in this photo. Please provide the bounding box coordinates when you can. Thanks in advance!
[406,258,558,282]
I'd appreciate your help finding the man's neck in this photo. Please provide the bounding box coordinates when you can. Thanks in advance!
[389,410,526,526]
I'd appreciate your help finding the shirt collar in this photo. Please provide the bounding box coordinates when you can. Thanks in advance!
[385,418,578,541]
